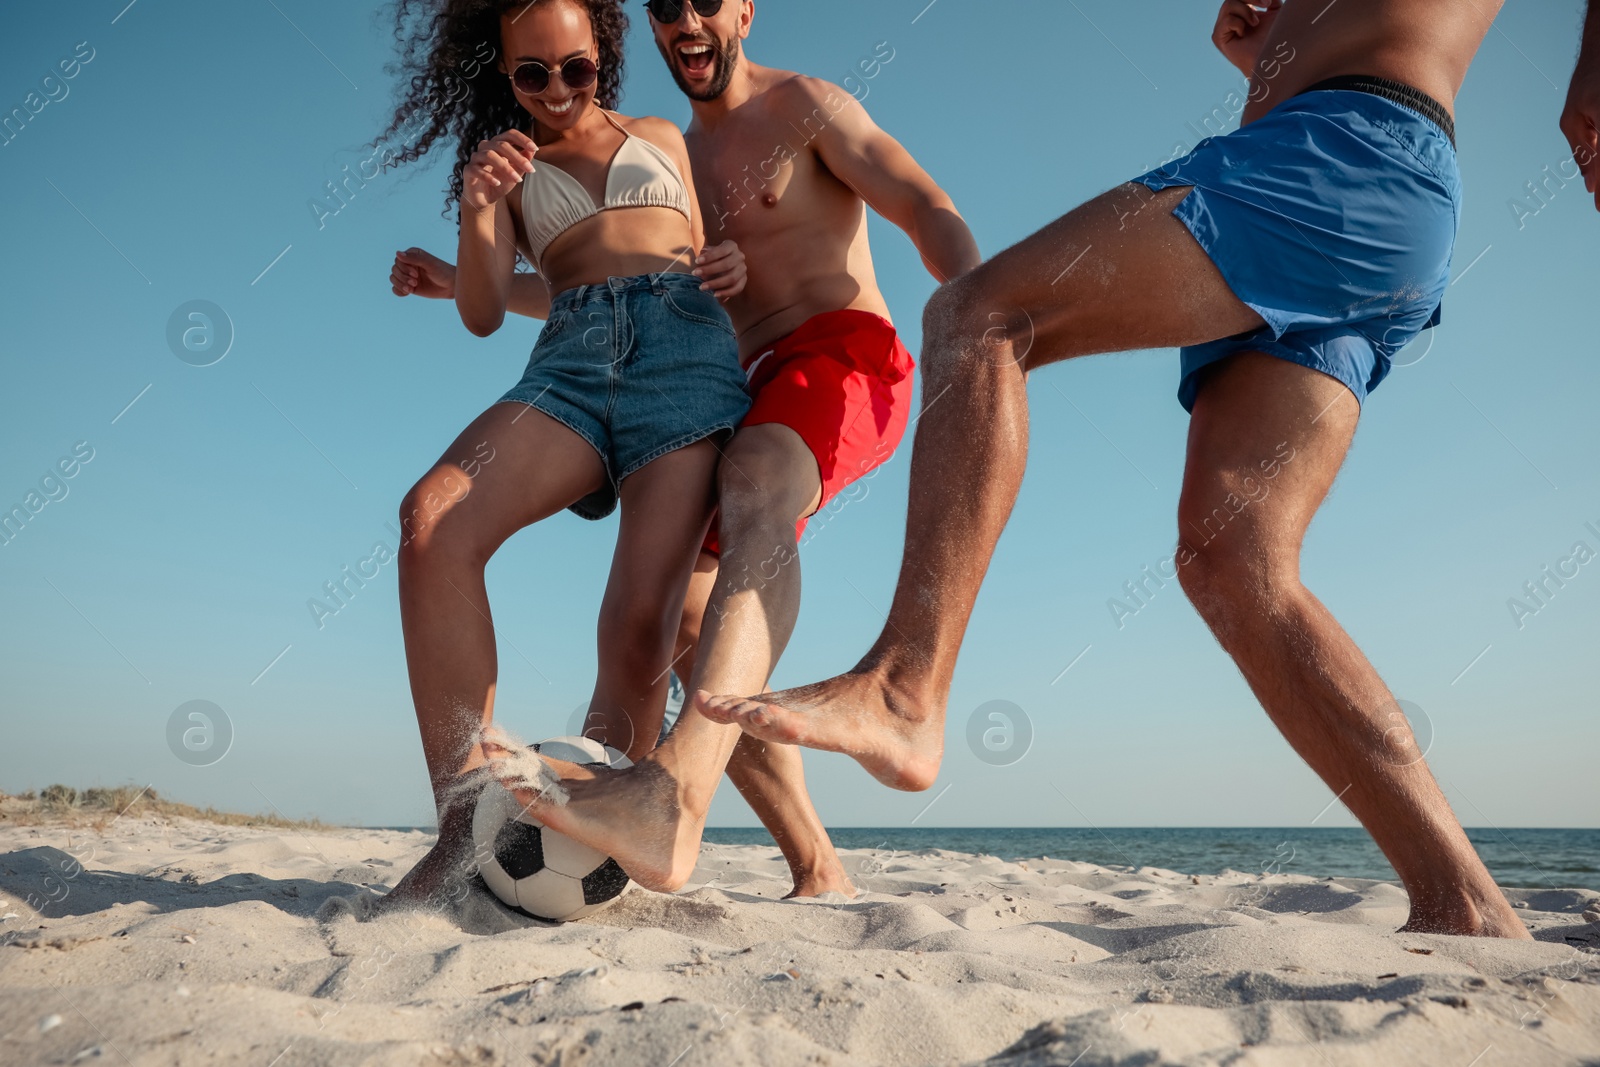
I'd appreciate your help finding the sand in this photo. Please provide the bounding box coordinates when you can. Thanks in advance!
[2,815,1597,1066]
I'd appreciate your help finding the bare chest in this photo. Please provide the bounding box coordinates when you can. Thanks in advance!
[689,121,831,243]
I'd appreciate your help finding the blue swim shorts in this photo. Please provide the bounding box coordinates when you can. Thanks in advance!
[498,272,751,520]
[1132,79,1463,412]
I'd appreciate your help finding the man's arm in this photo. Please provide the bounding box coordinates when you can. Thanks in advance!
[800,80,981,283]
[391,247,552,319]
[1562,0,1600,210]
[506,272,552,319]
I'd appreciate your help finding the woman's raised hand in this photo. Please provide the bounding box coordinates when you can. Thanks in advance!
[693,240,749,300]
[462,129,538,212]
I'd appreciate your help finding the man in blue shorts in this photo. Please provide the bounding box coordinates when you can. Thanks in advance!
[706,0,1600,938]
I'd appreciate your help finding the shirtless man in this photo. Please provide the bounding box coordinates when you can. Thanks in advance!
[483,0,979,891]
[696,0,1600,939]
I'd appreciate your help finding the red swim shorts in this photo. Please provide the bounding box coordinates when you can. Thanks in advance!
[703,309,915,556]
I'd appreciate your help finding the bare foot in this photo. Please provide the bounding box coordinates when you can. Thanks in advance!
[376,789,482,915]
[698,674,945,792]
[1399,886,1533,939]
[771,833,856,899]
[481,740,708,894]
[786,864,857,900]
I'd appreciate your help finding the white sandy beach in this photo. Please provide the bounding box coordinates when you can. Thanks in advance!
[2,814,1598,1066]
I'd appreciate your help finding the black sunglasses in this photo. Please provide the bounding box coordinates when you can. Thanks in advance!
[508,56,599,96]
[645,0,724,22]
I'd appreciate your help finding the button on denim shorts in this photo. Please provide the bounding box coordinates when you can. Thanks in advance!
[497,272,751,520]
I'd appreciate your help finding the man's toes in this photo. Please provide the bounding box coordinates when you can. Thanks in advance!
[697,702,734,724]
[729,698,769,721]
[736,702,801,742]
[699,693,763,723]
[694,690,741,722]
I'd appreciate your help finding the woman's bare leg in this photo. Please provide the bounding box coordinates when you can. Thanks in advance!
[579,441,724,767]
[384,403,606,908]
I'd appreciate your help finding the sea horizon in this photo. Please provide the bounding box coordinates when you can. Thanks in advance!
[357,825,1600,893]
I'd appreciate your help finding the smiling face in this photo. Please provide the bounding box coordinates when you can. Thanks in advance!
[500,0,599,130]
[650,0,751,102]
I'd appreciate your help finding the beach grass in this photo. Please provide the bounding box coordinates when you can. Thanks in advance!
[0,784,330,832]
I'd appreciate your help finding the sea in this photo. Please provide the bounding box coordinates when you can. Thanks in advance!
[700,826,1600,893]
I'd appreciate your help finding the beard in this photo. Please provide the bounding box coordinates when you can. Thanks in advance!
[658,32,741,101]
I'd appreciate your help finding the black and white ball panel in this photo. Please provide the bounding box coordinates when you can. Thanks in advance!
[471,736,634,922]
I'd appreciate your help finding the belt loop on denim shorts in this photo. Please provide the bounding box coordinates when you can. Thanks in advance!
[647,271,665,296]
[564,283,588,309]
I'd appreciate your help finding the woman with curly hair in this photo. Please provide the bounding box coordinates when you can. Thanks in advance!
[376,0,756,908]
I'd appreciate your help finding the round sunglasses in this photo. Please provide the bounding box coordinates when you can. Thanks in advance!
[508,55,599,96]
[645,0,724,22]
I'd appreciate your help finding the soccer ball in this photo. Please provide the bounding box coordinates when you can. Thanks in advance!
[472,736,634,922]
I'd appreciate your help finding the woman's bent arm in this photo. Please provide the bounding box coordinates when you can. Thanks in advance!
[456,200,516,337]
[455,129,538,336]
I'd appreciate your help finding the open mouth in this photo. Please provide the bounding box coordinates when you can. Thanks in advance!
[543,97,577,116]
[678,41,715,76]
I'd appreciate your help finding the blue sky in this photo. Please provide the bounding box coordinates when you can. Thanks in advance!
[1,0,1595,831]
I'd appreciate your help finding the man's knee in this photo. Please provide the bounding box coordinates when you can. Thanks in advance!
[923,271,1033,377]
[717,434,815,532]
[923,274,984,348]
[1175,492,1294,611]
[923,272,980,332]
[1177,528,1305,628]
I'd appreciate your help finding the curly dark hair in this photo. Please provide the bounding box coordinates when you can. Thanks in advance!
[376,0,629,221]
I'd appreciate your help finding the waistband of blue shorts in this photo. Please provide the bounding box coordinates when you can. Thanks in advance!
[1295,74,1455,147]
[550,271,704,314]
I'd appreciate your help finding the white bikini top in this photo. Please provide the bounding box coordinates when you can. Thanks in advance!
[520,109,692,272]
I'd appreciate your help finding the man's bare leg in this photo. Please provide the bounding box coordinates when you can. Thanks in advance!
[690,184,1529,938]
[675,556,855,898]
[702,185,1264,789]
[495,424,828,891]
[725,735,855,897]
[1173,353,1526,938]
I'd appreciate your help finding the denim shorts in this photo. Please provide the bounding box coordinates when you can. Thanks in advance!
[497,272,751,520]
[1132,85,1462,412]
